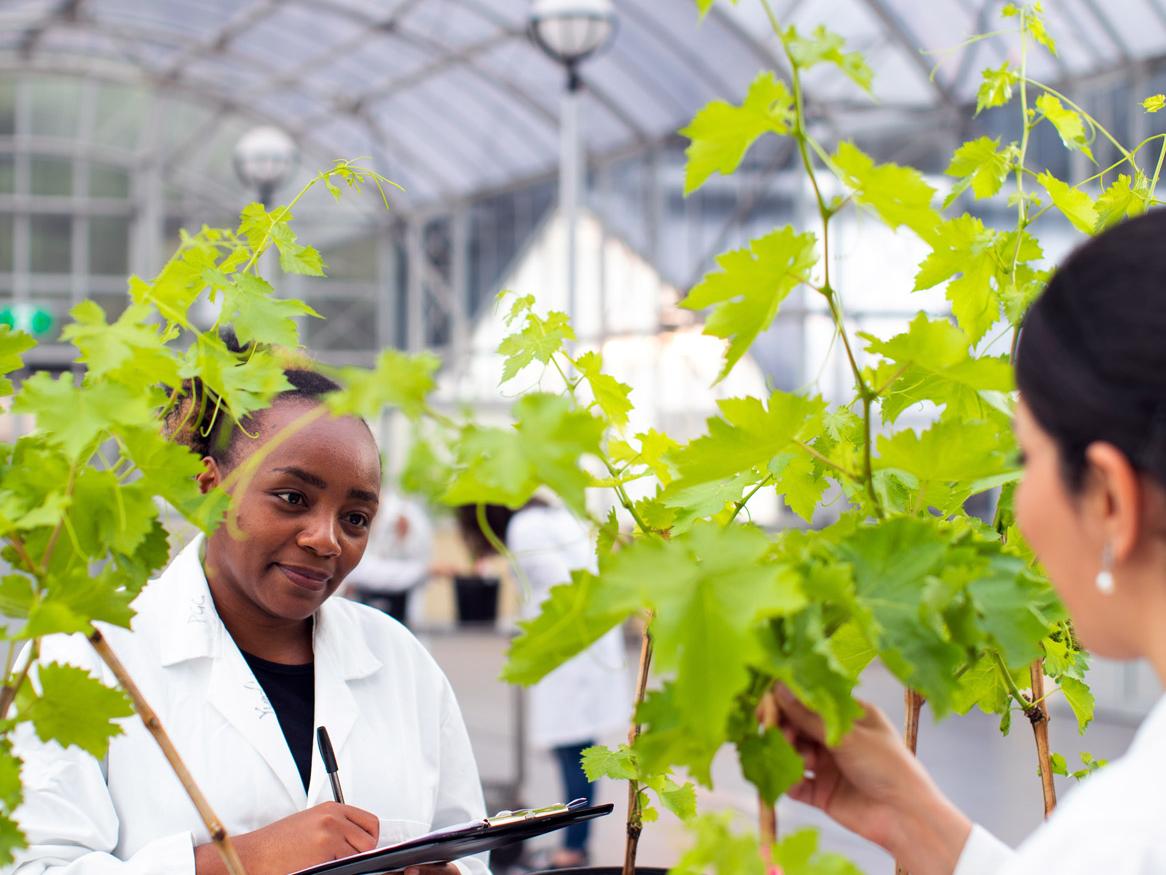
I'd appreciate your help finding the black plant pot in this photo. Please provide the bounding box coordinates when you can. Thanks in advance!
[453,574,500,625]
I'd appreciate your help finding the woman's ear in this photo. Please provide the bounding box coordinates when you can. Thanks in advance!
[196,457,222,495]
[1084,442,1143,562]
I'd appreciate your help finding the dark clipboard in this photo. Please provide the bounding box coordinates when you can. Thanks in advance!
[290,802,614,875]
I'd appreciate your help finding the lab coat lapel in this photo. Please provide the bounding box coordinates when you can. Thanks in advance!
[159,538,307,807]
[308,600,381,804]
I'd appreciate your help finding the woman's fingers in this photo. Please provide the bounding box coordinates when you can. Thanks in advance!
[773,684,827,743]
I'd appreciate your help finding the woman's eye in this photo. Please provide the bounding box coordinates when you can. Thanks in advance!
[274,491,306,506]
[345,512,370,528]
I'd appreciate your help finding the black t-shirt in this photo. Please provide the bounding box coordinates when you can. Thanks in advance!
[240,650,315,792]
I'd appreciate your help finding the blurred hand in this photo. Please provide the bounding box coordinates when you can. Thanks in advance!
[774,685,972,875]
[196,802,379,875]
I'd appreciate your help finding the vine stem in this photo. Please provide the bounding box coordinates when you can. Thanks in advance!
[623,622,654,875]
[0,639,38,721]
[1029,661,1057,817]
[757,688,780,866]
[88,628,248,875]
[894,688,925,875]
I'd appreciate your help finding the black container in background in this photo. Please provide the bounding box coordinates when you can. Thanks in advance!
[454,574,500,625]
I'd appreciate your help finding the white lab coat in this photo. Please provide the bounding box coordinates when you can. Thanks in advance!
[346,494,433,595]
[507,506,629,750]
[955,693,1166,874]
[10,536,489,875]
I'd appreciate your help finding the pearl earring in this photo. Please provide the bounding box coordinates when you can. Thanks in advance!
[1096,542,1115,595]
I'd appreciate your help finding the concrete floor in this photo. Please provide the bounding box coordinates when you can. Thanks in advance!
[420,626,1150,874]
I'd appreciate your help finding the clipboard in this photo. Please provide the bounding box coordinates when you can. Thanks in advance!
[290,800,614,875]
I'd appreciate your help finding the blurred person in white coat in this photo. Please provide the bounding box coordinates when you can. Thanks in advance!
[455,501,628,869]
[11,368,487,875]
[344,491,434,628]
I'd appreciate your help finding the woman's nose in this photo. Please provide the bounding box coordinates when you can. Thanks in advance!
[297,513,341,557]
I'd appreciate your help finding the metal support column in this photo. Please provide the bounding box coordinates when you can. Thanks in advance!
[405,219,424,352]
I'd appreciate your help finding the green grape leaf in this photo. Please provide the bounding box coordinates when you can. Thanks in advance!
[503,568,638,685]
[399,434,452,502]
[580,743,638,781]
[945,136,1014,204]
[774,829,864,875]
[328,349,440,420]
[680,72,794,195]
[1036,171,1098,235]
[575,351,632,429]
[768,451,827,522]
[1143,94,1166,113]
[0,741,21,810]
[220,274,321,348]
[497,309,574,383]
[659,471,755,533]
[1022,4,1058,55]
[737,728,804,805]
[1094,173,1149,232]
[182,340,292,423]
[0,575,35,619]
[839,518,964,714]
[237,204,327,277]
[670,391,827,487]
[24,662,134,758]
[913,216,998,343]
[119,426,211,521]
[876,420,1014,516]
[951,654,1015,718]
[136,231,223,325]
[644,774,698,821]
[1035,94,1093,160]
[680,227,816,382]
[672,813,764,875]
[70,470,158,557]
[864,313,1013,423]
[833,142,940,241]
[61,301,181,391]
[1060,676,1094,734]
[828,619,877,677]
[631,524,804,781]
[12,373,156,463]
[785,25,874,94]
[0,328,36,396]
[0,810,25,868]
[976,62,1018,114]
[445,394,603,518]
[966,554,1058,670]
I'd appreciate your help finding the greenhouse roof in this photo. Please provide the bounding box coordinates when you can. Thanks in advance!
[2,0,1165,209]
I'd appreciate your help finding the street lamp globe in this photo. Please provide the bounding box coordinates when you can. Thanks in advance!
[233,125,298,207]
[529,0,616,86]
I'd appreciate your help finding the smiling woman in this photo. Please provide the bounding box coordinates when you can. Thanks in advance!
[9,364,488,875]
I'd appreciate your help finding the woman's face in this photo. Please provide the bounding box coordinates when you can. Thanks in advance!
[202,400,382,624]
[1014,399,1136,657]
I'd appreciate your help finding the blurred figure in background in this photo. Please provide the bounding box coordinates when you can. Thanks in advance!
[345,491,433,628]
[455,501,629,868]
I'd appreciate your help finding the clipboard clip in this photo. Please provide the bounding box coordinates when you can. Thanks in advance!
[487,798,589,827]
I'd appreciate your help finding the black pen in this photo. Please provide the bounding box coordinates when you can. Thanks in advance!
[316,725,345,804]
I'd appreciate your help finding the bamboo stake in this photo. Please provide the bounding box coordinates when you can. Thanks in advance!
[88,629,248,875]
[895,688,925,875]
[757,689,780,872]
[622,624,654,875]
[1029,661,1057,816]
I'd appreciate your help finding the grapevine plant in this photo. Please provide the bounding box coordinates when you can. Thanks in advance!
[426,2,1166,873]
[0,162,442,872]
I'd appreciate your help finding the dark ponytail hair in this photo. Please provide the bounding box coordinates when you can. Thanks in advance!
[455,499,548,558]
[1016,209,1166,491]
[163,332,343,468]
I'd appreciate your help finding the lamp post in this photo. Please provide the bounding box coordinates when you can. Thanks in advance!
[529,0,616,333]
[233,125,298,209]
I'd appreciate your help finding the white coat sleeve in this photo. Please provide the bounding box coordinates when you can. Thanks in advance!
[952,825,1014,875]
[10,636,197,875]
[432,678,489,875]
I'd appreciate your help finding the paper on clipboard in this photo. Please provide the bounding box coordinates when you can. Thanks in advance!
[290,801,614,875]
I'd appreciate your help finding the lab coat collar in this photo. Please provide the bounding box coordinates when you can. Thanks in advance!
[150,535,384,808]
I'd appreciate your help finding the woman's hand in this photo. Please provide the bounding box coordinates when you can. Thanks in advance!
[195,802,380,875]
[775,686,972,875]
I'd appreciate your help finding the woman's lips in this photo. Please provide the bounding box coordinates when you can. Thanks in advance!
[276,564,332,593]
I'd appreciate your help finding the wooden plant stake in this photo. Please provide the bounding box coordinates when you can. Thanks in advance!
[623,625,654,875]
[895,688,925,875]
[757,688,780,873]
[1029,661,1057,816]
[89,629,248,875]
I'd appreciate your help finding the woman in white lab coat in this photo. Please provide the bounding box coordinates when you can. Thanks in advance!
[12,369,487,875]
[775,212,1166,873]
[456,502,628,869]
